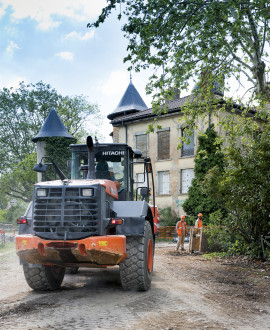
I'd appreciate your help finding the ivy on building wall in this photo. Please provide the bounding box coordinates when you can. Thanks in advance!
[44,137,77,180]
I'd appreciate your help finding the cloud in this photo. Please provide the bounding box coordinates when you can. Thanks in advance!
[65,30,95,41]
[55,51,74,61]
[0,7,5,19]
[37,19,61,31]
[5,41,19,56]
[0,76,27,89]
[100,71,128,97]
[1,0,107,30]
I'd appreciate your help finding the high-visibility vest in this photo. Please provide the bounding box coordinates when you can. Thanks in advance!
[195,219,203,228]
[176,221,187,236]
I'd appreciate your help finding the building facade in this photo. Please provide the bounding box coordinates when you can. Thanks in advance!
[108,79,224,216]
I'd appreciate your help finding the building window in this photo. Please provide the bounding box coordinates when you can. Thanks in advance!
[135,173,147,194]
[135,133,148,157]
[181,129,194,157]
[157,129,170,160]
[181,169,194,194]
[158,171,170,195]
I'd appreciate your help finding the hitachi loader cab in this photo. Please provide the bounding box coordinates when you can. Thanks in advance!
[16,137,159,292]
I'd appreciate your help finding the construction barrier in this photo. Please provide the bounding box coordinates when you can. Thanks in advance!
[0,224,16,235]
[158,226,175,239]
[0,224,17,249]
[158,226,213,253]
[188,227,212,253]
[158,226,192,240]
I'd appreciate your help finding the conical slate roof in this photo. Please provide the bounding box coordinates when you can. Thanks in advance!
[193,80,224,96]
[32,106,74,142]
[192,71,224,96]
[107,79,148,120]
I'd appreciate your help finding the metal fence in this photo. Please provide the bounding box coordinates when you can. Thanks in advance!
[0,231,5,248]
[0,224,17,249]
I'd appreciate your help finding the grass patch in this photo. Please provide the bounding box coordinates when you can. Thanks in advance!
[156,238,173,243]
[0,240,16,254]
[202,252,227,260]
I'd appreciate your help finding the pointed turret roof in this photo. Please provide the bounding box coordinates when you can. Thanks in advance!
[32,106,74,142]
[107,78,148,120]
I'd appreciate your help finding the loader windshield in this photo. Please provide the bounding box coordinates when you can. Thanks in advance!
[70,143,134,201]
[71,152,124,183]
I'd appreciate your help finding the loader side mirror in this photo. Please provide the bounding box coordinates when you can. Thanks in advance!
[133,149,142,159]
[33,163,48,173]
[140,187,150,198]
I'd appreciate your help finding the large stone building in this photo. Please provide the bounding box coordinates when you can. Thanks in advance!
[107,78,226,216]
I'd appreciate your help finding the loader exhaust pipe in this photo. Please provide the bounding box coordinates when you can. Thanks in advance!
[86,136,96,180]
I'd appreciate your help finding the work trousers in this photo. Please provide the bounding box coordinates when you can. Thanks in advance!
[176,235,185,251]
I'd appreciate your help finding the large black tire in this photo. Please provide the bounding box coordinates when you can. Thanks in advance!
[120,221,154,291]
[22,263,65,291]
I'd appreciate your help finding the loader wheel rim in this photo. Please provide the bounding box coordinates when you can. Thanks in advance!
[147,239,153,273]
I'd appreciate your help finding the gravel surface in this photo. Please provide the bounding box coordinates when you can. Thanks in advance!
[0,242,269,329]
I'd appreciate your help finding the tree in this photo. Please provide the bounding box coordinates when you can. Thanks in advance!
[205,122,270,259]
[0,153,36,203]
[0,81,101,175]
[44,137,76,181]
[0,202,27,224]
[90,1,270,105]
[0,81,102,205]
[182,124,225,224]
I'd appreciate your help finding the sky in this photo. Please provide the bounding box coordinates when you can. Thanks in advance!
[0,1,257,144]
[0,0,152,142]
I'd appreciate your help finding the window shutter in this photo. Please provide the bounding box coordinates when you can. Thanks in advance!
[158,130,170,160]
[136,134,148,157]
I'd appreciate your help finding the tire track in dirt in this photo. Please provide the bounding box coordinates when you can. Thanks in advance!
[0,243,269,330]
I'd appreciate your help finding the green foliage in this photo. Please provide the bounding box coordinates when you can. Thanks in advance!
[0,153,36,203]
[0,81,102,204]
[91,1,270,260]
[0,209,7,223]
[0,81,101,175]
[207,211,236,252]
[183,215,195,227]
[205,122,270,260]
[91,0,270,105]
[0,202,27,224]
[56,95,103,143]
[182,125,226,224]
[159,207,177,226]
[194,125,225,180]
[44,137,76,180]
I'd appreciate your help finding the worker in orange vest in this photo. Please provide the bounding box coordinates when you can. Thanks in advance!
[194,213,203,228]
[175,215,187,252]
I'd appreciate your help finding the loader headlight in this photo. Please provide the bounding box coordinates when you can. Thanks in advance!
[82,188,94,197]
[36,188,47,197]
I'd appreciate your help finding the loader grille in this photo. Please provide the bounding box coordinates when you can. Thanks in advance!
[33,186,100,239]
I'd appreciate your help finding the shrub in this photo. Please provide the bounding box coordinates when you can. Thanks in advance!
[159,207,177,226]
[182,124,226,225]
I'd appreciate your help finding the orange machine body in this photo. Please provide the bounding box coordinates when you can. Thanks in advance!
[16,235,127,268]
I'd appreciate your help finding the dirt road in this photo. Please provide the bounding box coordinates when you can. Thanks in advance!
[0,242,269,330]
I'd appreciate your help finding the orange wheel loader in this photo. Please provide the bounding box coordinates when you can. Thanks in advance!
[16,136,159,291]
